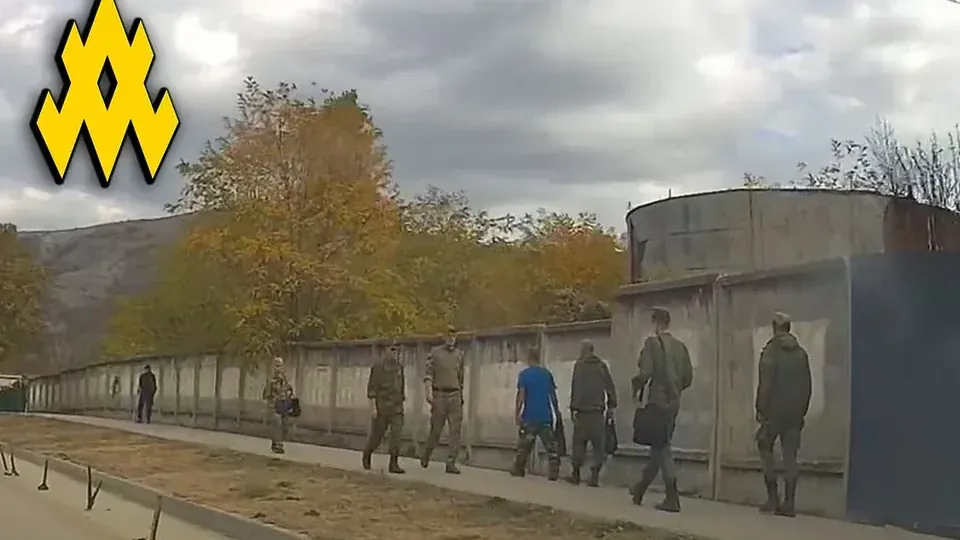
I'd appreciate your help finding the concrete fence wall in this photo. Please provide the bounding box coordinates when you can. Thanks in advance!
[25,260,853,518]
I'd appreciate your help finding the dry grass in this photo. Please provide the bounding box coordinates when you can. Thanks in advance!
[0,416,702,540]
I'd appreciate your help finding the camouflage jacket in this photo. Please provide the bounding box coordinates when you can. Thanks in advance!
[424,345,464,391]
[368,359,405,414]
[633,331,693,411]
[755,333,812,426]
[263,370,293,404]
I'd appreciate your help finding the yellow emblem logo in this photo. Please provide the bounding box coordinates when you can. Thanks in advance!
[30,0,180,187]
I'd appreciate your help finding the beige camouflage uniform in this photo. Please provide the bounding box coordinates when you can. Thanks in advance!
[420,328,465,474]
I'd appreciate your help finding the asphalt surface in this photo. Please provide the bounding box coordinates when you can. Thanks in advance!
[0,447,231,540]
[30,413,940,540]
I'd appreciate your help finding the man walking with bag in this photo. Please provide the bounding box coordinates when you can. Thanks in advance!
[567,340,617,487]
[262,357,294,454]
[629,307,693,513]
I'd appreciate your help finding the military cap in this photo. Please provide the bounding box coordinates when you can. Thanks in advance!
[772,312,791,325]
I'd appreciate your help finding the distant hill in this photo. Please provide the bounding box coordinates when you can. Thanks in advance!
[15,214,194,373]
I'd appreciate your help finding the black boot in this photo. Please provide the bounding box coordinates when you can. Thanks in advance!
[388,454,405,474]
[586,468,600,487]
[510,457,526,477]
[445,461,461,474]
[361,451,372,470]
[759,477,779,514]
[776,479,797,517]
[547,459,560,481]
[510,448,529,477]
[419,449,432,469]
[629,466,658,506]
[566,467,581,485]
[655,479,681,513]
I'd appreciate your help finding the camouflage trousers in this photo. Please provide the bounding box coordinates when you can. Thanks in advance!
[271,413,288,448]
[423,390,463,463]
[756,421,802,482]
[571,410,606,471]
[513,422,559,473]
[366,411,404,455]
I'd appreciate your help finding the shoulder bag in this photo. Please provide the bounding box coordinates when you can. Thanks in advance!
[631,335,670,447]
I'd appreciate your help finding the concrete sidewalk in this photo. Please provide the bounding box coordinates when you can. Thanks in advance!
[33,413,933,540]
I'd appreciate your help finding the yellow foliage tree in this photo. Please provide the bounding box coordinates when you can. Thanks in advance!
[103,237,235,359]
[0,224,49,366]
[151,78,409,360]
[104,77,629,362]
[501,211,624,324]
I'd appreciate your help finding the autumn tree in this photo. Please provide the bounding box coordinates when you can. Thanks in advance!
[0,224,49,366]
[515,211,625,323]
[391,190,626,329]
[107,78,410,362]
[103,238,235,359]
[104,77,628,362]
[391,186,524,331]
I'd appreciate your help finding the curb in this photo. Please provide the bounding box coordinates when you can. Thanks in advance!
[1,443,306,540]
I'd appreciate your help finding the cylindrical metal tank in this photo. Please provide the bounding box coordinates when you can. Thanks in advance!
[625,188,960,282]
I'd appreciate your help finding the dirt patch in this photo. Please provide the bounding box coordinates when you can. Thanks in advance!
[0,416,701,540]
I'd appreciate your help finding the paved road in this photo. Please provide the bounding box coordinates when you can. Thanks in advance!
[0,477,122,539]
[32,413,937,540]
[0,445,231,540]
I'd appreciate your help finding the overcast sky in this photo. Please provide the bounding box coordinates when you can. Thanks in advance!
[2,0,960,231]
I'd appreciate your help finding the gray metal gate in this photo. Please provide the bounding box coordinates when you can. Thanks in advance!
[847,254,960,538]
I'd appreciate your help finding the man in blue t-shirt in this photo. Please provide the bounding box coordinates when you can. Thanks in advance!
[511,348,561,480]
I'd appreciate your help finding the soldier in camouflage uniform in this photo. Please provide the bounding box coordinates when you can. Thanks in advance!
[262,357,294,454]
[362,343,406,474]
[420,326,465,474]
[755,312,812,518]
[629,307,693,513]
[567,340,617,487]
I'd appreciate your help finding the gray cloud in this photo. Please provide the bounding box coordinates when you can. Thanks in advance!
[4,0,960,231]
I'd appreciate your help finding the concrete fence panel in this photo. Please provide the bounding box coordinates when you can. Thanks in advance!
[715,260,850,516]
[610,274,721,499]
[26,263,861,519]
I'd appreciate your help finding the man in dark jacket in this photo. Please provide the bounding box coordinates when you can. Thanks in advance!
[755,312,812,518]
[567,340,617,487]
[629,307,693,513]
[136,365,157,423]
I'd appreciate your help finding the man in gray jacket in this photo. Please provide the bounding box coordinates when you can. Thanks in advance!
[629,307,693,513]
[566,340,617,487]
